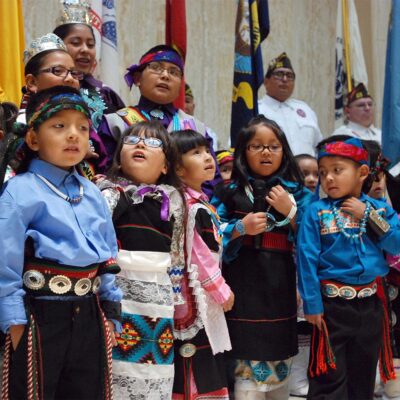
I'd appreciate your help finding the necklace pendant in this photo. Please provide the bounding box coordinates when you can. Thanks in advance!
[149,109,165,120]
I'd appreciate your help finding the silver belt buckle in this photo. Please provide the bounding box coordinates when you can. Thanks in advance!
[23,270,45,290]
[49,275,72,294]
[322,283,339,298]
[338,286,357,300]
[388,285,399,301]
[179,343,196,358]
[358,287,373,298]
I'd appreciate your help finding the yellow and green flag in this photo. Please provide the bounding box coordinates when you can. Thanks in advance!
[0,0,25,105]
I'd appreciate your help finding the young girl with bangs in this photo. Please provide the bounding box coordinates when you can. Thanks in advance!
[169,129,234,400]
[212,115,312,399]
[96,120,185,399]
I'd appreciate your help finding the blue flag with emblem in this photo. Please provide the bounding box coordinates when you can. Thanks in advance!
[230,0,269,147]
[382,0,400,168]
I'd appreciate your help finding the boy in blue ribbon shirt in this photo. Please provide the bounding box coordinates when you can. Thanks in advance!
[0,86,122,400]
[297,135,400,400]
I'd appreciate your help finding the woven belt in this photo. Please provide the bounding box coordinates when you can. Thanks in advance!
[23,258,102,297]
[242,232,293,252]
[321,279,377,300]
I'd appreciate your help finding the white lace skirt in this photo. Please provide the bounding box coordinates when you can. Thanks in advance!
[113,250,175,399]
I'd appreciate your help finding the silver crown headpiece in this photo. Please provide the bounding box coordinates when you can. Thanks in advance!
[23,33,67,65]
[57,0,91,26]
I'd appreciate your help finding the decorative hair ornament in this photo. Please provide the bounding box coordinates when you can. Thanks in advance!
[370,152,390,180]
[56,0,91,27]
[318,138,369,165]
[23,33,67,65]
[124,47,185,89]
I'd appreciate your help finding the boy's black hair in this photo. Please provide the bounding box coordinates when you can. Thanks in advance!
[107,120,182,189]
[169,129,210,164]
[294,153,317,163]
[231,115,304,188]
[362,140,385,194]
[53,23,95,43]
[0,102,18,134]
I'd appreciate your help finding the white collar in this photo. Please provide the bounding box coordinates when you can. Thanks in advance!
[262,94,291,111]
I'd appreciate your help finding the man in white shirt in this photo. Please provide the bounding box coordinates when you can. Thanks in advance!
[332,83,381,144]
[258,53,322,156]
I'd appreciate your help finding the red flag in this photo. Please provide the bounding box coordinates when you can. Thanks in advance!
[165,0,186,110]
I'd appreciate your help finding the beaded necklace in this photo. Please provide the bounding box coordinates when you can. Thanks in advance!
[331,201,371,251]
[245,185,293,231]
[36,174,84,204]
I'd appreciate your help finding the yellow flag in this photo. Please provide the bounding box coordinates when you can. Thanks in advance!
[0,0,25,105]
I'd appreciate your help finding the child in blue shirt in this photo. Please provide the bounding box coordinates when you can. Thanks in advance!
[297,135,400,400]
[0,86,122,400]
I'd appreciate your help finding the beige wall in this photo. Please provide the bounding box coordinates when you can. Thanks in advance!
[23,0,390,147]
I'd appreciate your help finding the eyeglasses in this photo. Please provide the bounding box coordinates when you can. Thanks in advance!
[271,71,296,81]
[351,101,375,109]
[247,143,283,153]
[123,135,163,148]
[38,66,84,81]
[146,62,183,79]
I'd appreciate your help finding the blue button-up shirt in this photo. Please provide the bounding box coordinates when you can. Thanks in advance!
[0,159,122,332]
[297,193,400,315]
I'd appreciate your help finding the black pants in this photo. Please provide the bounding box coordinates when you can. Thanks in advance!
[307,295,383,400]
[9,296,104,400]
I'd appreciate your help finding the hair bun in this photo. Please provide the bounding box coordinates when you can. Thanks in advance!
[12,122,29,137]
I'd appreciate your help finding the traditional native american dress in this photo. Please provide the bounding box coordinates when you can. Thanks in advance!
[173,187,231,400]
[212,178,312,394]
[97,177,185,399]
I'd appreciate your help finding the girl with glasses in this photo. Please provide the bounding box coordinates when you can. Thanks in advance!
[96,120,185,399]
[18,33,81,124]
[212,115,312,399]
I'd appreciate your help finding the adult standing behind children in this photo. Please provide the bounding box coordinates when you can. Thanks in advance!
[297,135,400,400]
[331,83,381,144]
[97,45,221,195]
[0,86,122,400]
[258,53,322,157]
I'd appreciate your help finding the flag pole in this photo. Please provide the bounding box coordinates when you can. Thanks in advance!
[342,0,352,92]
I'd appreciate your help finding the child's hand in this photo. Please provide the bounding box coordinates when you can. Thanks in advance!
[10,324,25,351]
[107,320,119,347]
[242,212,267,235]
[222,291,235,312]
[341,197,366,220]
[305,313,323,330]
[266,185,293,217]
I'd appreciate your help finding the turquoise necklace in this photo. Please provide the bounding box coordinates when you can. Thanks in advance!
[331,201,371,251]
